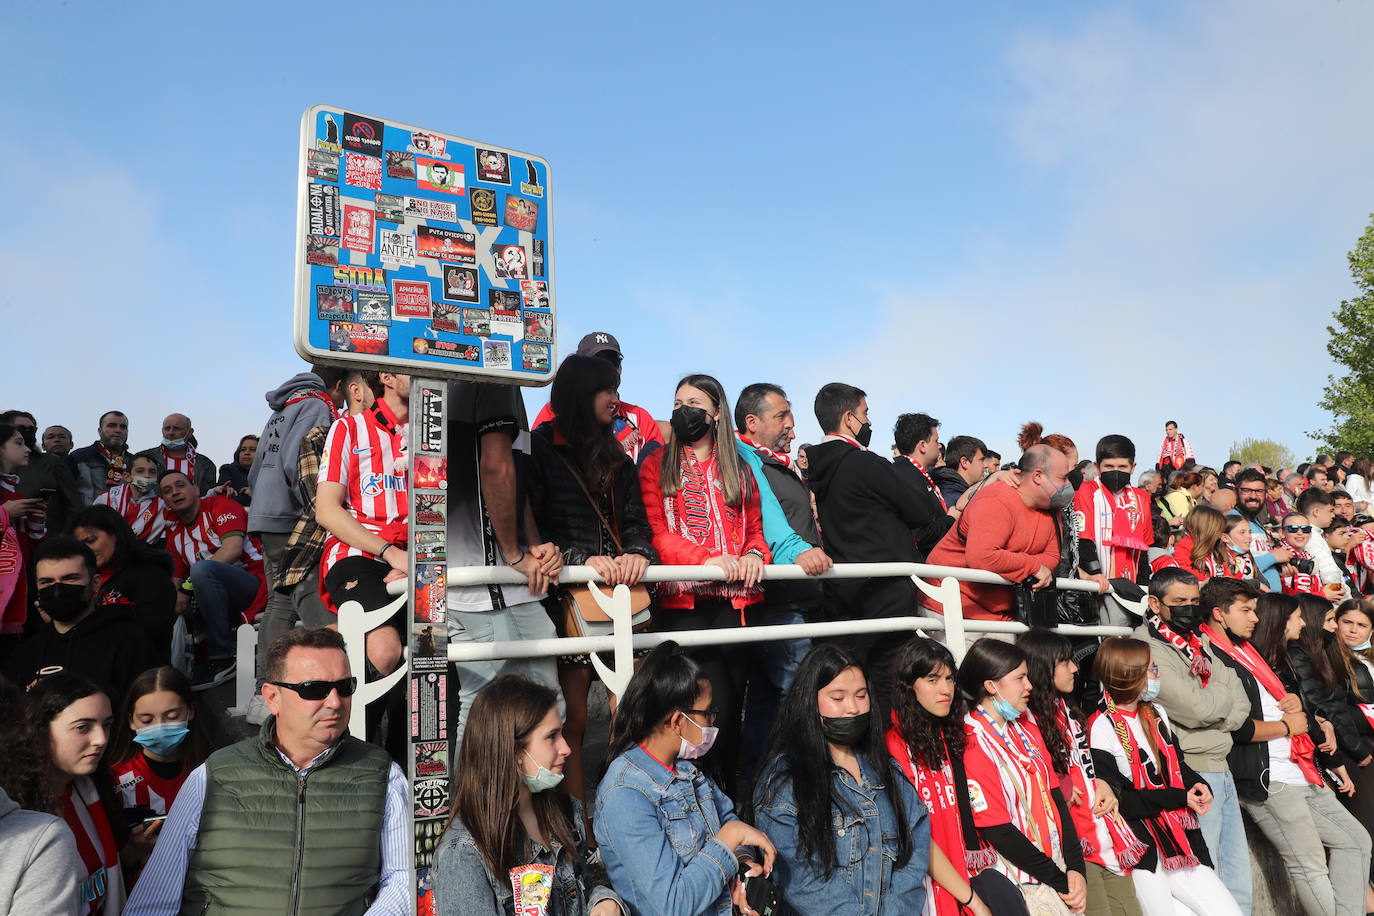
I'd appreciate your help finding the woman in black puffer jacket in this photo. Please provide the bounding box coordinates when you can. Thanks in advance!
[527,354,657,824]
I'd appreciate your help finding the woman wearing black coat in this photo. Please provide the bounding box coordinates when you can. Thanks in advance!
[527,354,657,827]
[70,505,177,665]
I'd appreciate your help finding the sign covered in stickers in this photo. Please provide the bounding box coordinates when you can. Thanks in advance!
[294,105,555,382]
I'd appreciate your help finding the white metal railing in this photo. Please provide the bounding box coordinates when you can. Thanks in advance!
[232,562,1139,730]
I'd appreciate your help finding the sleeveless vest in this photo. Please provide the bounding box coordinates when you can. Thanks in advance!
[179,718,390,916]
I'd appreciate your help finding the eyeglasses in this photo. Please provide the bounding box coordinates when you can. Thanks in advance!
[1239,488,1266,496]
[679,707,718,726]
[270,677,357,700]
[1284,525,1313,533]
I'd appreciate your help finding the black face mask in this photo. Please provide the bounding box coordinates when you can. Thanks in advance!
[670,405,712,443]
[1165,602,1204,634]
[1100,470,1132,493]
[1067,468,1084,491]
[820,712,870,746]
[854,422,873,448]
[37,583,91,624]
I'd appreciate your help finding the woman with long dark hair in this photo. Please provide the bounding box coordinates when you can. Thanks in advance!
[27,673,126,915]
[886,639,1020,916]
[958,638,1086,914]
[1,422,46,650]
[1288,595,1374,768]
[1017,630,1143,916]
[1087,638,1239,916]
[639,374,769,795]
[106,666,219,882]
[433,676,622,916]
[529,354,658,819]
[750,644,938,913]
[70,504,177,664]
[595,641,775,916]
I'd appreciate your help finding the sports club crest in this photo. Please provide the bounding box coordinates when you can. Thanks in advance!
[408,132,450,160]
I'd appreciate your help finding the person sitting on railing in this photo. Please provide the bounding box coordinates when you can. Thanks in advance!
[639,374,769,797]
[886,639,1024,916]
[750,644,947,915]
[528,354,657,827]
[957,639,1088,914]
[921,445,1068,645]
[595,642,777,916]
[806,383,928,691]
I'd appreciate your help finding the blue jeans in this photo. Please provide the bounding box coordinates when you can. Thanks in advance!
[740,606,811,786]
[1198,770,1253,915]
[189,560,262,659]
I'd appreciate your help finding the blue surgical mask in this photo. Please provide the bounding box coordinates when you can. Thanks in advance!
[162,437,187,450]
[1354,639,1372,651]
[133,722,189,757]
[992,689,1022,722]
[1141,678,1161,702]
[520,751,564,793]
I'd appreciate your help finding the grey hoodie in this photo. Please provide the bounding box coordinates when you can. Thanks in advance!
[246,372,338,534]
[0,787,81,916]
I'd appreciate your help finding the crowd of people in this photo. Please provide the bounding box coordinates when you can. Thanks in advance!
[6,330,1374,915]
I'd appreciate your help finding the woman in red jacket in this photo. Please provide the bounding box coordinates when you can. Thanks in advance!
[639,373,769,794]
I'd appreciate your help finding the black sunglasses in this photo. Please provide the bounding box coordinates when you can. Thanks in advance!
[270,677,357,700]
[1284,525,1313,534]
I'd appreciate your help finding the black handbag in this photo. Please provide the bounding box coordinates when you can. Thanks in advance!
[1012,576,1060,628]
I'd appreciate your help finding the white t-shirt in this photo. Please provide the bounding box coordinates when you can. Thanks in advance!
[1257,682,1307,787]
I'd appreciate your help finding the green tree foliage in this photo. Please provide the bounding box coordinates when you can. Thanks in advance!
[1313,214,1374,457]
[1230,438,1296,471]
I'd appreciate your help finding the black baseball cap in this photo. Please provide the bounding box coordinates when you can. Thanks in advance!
[576,331,622,358]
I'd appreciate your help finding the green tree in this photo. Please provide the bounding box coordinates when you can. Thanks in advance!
[1230,438,1296,470]
[1313,213,1374,456]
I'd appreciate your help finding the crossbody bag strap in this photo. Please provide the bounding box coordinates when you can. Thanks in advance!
[550,447,625,555]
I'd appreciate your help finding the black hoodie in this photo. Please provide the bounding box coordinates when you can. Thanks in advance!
[4,604,153,700]
[806,438,924,619]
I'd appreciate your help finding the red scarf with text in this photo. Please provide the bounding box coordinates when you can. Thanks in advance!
[1200,624,1322,785]
[660,444,755,604]
[1053,699,1148,871]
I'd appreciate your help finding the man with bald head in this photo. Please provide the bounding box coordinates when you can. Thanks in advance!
[137,413,217,495]
[923,444,1068,644]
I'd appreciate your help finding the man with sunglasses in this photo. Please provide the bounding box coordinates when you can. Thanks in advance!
[126,627,408,915]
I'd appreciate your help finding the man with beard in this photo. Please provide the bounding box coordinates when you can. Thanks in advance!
[1232,467,1293,591]
[732,383,832,777]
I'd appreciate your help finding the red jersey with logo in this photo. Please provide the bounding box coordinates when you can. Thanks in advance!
[159,443,198,478]
[317,400,409,574]
[111,752,190,816]
[165,495,267,620]
[94,483,169,542]
[62,776,126,915]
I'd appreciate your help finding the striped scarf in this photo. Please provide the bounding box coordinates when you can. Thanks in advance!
[1146,609,1211,686]
[1052,699,1148,872]
[660,444,755,603]
[1093,697,1200,871]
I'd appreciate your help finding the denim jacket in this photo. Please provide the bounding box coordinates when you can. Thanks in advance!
[753,755,931,916]
[594,745,744,916]
[432,795,624,916]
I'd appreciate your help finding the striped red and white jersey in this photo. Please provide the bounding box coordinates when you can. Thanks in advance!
[164,495,265,580]
[62,775,126,916]
[111,752,190,816]
[94,484,169,542]
[158,444,198,478]
[317,400,409,573]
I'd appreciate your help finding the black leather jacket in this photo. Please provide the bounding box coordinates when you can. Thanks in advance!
[1290,642,1373,761]
[527,422,657,567]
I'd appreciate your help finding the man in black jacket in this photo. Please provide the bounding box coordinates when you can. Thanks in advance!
[890,412,958,557]
[1201,578,1370,916]
[807,383,928,685]
[4,537,152,699]
[69,410,134,506]
[930,434,988,509]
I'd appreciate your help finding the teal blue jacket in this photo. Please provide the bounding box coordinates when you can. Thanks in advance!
[734,438,813,565]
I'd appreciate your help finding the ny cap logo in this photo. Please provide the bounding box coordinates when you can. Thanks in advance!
[595,334,608,343]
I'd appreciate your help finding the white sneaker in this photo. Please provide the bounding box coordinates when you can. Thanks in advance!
[245,694,269,726]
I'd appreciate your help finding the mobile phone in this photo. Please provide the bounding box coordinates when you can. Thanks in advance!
[141,815,167,827]
[37,488,56,500]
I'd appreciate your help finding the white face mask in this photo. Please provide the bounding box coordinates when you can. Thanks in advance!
[676,714,718,760]
[519,750,564,793]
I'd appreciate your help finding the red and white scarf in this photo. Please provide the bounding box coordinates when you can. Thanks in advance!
[965,708,1065,885]
[1201,624,1322,786]
[1158,435,1194,470]
[1146,608,1211,686]
[63,776,125,915]
[736,432,792,470]
[1082,483,1149,579]
[95,441,129,491]
[917,463,947,511]
[1092,698,1201,871]
[660,445,756,603]
[1052,699,1148,871]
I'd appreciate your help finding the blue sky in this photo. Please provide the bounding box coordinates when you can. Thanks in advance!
[5,1,1373,471]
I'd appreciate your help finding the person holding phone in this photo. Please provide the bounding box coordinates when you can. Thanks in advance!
[0,422,46,649]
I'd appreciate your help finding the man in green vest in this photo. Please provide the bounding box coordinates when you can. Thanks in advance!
[125,627,409,916]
